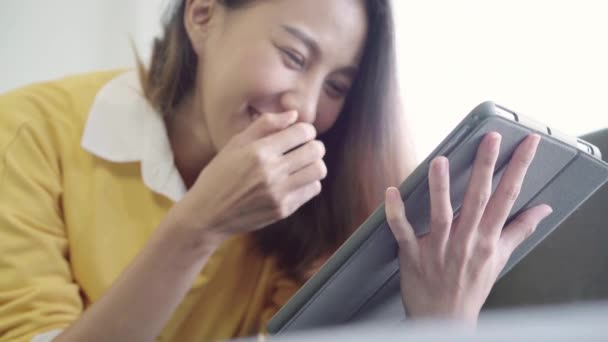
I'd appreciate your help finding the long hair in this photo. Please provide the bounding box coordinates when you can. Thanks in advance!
[138,0,417,280]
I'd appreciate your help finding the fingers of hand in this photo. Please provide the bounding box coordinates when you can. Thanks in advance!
[385,187,417,254]
[272,147,326,218]
[281,181,323,218]
[282,140,326,174]
[239,118,321,222]
[428,157,453,242]
[481,134,541,236]
[238,111,298,143]
[263,122,317,154]
[260,157,325,222]
[499,204,553,258]
[285,158,327,191]
[457,132,501,237]
[263,169,324,221]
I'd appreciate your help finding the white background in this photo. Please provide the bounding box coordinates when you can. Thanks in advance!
[1,0,606,157]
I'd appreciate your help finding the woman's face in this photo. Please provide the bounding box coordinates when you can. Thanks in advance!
[185,0,368,150]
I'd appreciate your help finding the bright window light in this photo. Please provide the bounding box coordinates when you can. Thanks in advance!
[393,0,608,157]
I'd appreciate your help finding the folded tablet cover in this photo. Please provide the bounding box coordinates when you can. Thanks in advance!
[268,102,608,334]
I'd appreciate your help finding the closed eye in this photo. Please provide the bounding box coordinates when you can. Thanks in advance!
[280,47,306,70]
[325,81,349,99]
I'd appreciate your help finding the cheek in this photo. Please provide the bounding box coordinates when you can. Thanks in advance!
[205,45,286,109]
[235,49,292,98]
[208,51,291,143]
[316,100,344,134]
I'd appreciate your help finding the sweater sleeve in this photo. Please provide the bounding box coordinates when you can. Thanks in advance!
[0,91,82,342]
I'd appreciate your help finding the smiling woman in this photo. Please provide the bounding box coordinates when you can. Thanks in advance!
[0,0,554,342]
[139,0,413,279]
[0,1,415,341]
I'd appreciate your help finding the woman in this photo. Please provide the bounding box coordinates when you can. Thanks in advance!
[0,0,552,341]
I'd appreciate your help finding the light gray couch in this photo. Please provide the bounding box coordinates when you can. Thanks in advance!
[485,128,608,308]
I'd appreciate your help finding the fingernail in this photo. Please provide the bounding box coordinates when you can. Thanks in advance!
[489,131,502,142]
[530,134,541,146]
[544,205,553,216]
[387,187,400,201]
[494,133,502,147]
[435,157,447,175]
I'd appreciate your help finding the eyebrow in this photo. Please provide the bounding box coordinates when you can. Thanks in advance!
[281,24,320,56]
[281,24,358,77]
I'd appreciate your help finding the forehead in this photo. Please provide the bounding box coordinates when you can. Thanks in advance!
[241,0,368,65]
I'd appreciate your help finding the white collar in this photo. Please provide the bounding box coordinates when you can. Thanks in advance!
[81,71,186,202]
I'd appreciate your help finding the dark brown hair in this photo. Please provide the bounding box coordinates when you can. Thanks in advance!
[139,0,416,279]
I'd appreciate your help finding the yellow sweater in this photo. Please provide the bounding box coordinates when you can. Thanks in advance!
[0,71,300,342]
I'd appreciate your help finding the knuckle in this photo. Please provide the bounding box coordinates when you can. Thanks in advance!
[251,145,277,169]
[386,213,399,228]
[523,223,537,239]
[251,152,264,167]
[266,187,282,206]
[393,234,410,248]
[503,185,521,202]
[512,213,531,228]
[312,140,326,157]
[516,151,534,168]
[473,191,490,209]
[315,160,328,179]
[387,222,410,247]
[321,162,328,179]
[269,194,291,218]
[386,213,398,227]
[255,166,273,187]
[250,143,268,162]
[260,170,275,188]
[476,239,495,258]
[294,123,316,141]
[250,153,274,184]
[386,210,402,228]
[312,180,322,195]
[431,181,449,194]
[430,213,452,228]
[273,201,291,219]
[479,153,496,168]
[512,216,537,239]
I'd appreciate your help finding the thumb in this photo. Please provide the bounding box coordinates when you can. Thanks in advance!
[238,111,298,143]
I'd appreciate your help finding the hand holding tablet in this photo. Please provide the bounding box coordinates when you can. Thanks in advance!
[268,101,608,334]
[385,133,552,323]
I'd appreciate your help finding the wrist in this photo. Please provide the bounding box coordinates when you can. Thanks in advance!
[157,207,228,259]
[405,302,479,326]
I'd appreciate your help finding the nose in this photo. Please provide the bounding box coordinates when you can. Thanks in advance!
[280,79,323,124]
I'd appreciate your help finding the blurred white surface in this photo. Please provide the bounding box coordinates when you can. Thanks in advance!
[0,0,164,92]
[247,301,608,342]
[0,0,606,158]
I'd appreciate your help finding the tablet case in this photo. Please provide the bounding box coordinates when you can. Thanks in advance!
[267,101,608,334]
